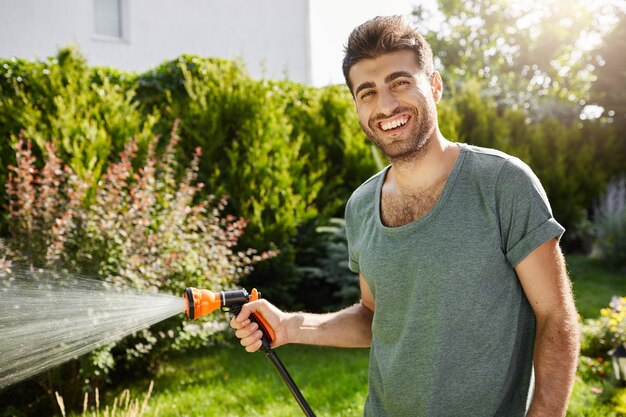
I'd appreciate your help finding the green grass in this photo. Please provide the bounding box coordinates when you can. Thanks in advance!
[567,254,626,319]
[89,343,370,417]
[66,254,624,417]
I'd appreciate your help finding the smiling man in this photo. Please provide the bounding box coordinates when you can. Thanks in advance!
[231,16,580,417]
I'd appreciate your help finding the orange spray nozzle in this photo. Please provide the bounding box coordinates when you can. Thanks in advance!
[183,287,274,342]
[184,288,223,320]
[184,288,311,415]
[184,287,262,320]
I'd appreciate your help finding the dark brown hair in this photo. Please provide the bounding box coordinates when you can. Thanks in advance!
[342,15,435,94]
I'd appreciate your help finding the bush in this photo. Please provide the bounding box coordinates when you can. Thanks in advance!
[567,378,621,417]
[134,56,378,306]
[594,176,626,270]
[444,78,624,248]
[580,296,626,358]
[296,218,359,312]
[279,83,378,219]
[575,296,626,415]
[0,48,157,199]
[2,124,272,409]
[0,51,378,309]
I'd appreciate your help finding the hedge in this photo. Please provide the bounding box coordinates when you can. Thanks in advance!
[1,48,624,306]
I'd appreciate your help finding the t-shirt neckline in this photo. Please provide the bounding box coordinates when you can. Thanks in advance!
[375,142,467,234]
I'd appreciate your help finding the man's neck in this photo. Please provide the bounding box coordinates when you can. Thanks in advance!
[387,132,459,194]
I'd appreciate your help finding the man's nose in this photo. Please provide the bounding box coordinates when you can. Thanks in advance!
[377,88,400,116]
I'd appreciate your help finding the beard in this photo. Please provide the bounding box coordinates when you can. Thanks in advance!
[360,101,438,164]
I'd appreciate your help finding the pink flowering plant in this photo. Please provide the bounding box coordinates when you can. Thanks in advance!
[3,122,273,378]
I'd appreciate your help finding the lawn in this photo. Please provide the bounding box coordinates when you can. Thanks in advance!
[567,254,626,319]
[67,254,625,417]
[140,344,369,417]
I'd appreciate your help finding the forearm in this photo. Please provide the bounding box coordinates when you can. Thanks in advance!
[527,310,580,417]
[285,302,373,348]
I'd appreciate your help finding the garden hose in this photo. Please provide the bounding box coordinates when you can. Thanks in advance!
[184,287,317,417]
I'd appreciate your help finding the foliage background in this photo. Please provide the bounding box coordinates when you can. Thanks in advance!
[0,1,625,414]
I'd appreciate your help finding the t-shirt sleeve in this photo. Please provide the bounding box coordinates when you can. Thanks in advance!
[344,197,361,273]
[496,158,565,267]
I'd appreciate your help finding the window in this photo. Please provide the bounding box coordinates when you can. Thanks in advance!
[94,0,122,38]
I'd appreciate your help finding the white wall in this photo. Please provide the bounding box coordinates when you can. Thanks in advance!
[308,0,434,87]
[0,0,312,83]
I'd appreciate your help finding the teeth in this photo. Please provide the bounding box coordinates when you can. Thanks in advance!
[381,116,408,131]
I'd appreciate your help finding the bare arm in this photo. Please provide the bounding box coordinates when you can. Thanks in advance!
[230,274,374,352]
[516,238,580,417]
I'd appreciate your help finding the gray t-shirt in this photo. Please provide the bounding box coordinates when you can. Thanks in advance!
[345,143,565,417]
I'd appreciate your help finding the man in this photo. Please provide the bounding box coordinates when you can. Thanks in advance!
[231,16,579,417]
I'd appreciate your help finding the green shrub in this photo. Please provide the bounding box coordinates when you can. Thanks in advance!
[0,47,157,205]
[282,83,377,218]
[134,55,251,174]
[580,296,626,358]
[572,297,626,415]
[445,77,623,245]
[295,218,359,312]
[0,51,377,309]
[135,56,373,305]
[136,56,376,248]
[3,125,271,392]
[567,377,620,417]
[594,176,626,270]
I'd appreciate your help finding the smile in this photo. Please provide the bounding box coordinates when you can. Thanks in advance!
[379,115,410,131]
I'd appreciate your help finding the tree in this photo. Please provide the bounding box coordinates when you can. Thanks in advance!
[591,11,626,129]
[413,0,624,119]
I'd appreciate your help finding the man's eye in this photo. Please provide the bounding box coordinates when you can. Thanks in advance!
[360,91,375,99]
[394,80,409,87]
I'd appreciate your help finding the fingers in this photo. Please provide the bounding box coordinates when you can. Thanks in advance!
[229,301,268,353]
[230,302,256,330]
[234,320,257,338]
[235,322,264,352]
[229,316,250,330]
[230,319,263,352]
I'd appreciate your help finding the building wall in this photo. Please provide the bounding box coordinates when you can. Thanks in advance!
[0,0,312,83]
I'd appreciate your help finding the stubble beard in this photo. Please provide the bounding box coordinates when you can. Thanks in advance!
[361,103,438,165]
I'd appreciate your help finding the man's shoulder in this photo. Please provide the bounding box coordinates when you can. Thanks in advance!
[458,143,545,203]
[461,143,515,165]
[459,143,533,179]
[346,167,387,215]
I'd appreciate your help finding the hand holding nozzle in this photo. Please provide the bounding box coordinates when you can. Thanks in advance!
[231,298,288,352]
[183,286,316,417]
[184,287,276,345]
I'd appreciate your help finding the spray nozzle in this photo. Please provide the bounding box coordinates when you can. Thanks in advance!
[184,287,262,319]
[183,287,273,341]
[182,287,313,415]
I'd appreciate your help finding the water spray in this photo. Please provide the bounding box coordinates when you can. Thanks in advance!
[0,270,186,390]
[0,270,316,416]
[183,287,317,417]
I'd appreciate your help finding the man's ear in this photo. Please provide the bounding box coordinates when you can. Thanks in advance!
[431,71,443,103]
